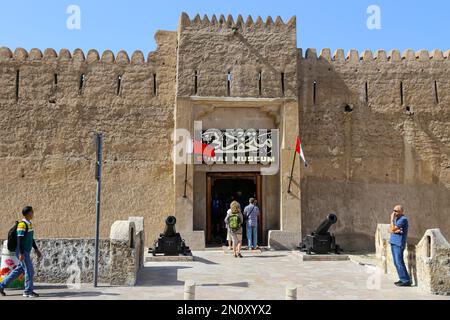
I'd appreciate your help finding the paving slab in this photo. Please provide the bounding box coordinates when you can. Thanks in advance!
[1,251,449,300]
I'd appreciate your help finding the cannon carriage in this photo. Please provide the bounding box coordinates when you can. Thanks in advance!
[148,216,191,256]
[299,214,342,255]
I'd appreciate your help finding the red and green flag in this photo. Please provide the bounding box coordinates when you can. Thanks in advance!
[296,136,308,167]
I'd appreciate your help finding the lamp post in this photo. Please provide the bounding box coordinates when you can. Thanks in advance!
[93,132,103,287]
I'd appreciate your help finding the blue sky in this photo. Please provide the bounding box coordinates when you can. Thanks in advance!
[0,0,448,55]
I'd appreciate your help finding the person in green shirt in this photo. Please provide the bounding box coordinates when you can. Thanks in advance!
[0,206,42,298]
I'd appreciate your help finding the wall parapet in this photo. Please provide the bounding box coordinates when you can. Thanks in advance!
[302,48,450,62]
[0,45,162,65]
[178,12,296,31]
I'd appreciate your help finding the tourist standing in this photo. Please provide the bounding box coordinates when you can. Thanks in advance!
[389,205,412,287]
[244,198,260,250]
[225,201,244,258]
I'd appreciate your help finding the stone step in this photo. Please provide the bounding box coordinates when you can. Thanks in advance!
[145,254,194,263]
[292,251,350,262]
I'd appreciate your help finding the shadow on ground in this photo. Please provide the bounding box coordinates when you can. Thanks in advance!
[200,282,249,288]
[249,255,287,259]
[40,291,120,298]
[193,256,219,265]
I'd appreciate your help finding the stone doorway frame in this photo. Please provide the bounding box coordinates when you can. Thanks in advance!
[206,172,263,245]
[174,96,301,250]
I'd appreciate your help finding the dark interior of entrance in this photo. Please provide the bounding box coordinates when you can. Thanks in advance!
[208,176,260,246]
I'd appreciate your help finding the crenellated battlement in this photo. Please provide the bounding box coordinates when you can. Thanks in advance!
[0,46,153,65]
[302,48,450,62]
[178,12,296,31]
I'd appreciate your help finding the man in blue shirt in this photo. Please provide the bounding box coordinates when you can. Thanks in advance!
[389,205,411,287]
[243,198,260,250]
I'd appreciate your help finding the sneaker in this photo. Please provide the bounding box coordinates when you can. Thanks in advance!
[0,287,5,297]
[238,253,243,258]
[395,282,412,287]
[394,281,402,285]
[23,292,40,298]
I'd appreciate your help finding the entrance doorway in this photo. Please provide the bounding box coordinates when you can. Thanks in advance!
[206,173,263,247]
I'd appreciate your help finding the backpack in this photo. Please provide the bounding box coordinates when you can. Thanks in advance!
[229,214,241,232]
[7,221,28,252]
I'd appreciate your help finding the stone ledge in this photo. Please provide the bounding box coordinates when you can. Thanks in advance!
[145,255,194,263]
[292,251,350,262]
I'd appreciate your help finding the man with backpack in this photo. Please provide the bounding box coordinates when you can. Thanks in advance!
[0,206,42,298]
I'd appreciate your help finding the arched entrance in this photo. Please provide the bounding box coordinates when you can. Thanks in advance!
[206,172,263,247]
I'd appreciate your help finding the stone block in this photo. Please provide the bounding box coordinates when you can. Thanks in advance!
[416,229,450,295]
[110,221,135,246]
[268,230,301,250]
[109,220,139,286]
[129,217,145,268]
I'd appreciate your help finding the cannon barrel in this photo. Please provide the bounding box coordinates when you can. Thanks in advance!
[163,216,177,237]
[314,214,337,235]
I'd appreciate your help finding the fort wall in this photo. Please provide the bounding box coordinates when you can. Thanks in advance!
[0,13,449,251]
[0,30,177,245]
[300,48,450,250]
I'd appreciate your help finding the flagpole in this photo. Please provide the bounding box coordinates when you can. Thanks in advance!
[287,147,297,194]
[183,150,188,198]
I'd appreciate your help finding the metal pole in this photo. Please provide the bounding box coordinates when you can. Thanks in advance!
[287,148,297,194]
[94,132,103,287]
[183,163,188,198]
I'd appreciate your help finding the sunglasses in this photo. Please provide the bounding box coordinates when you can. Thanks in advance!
[393,210,400,213]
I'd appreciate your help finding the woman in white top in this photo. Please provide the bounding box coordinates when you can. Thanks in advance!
[224,201,244,258]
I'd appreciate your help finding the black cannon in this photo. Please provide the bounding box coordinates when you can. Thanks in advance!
[149,216,191,256]
[299,214,342,255]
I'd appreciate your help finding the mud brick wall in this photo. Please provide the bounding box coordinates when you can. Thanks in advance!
[300,49,450,251]
[0,30,177,245]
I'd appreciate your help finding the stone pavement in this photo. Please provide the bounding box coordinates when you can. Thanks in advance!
[1,250,449,300]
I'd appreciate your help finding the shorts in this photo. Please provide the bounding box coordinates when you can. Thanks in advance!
[229,231,242,246]
[227,230,232,242]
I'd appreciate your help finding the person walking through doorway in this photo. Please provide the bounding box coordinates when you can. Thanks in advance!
[225,201,244,258]
[225,194,234,250]
[244,198,260,250]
